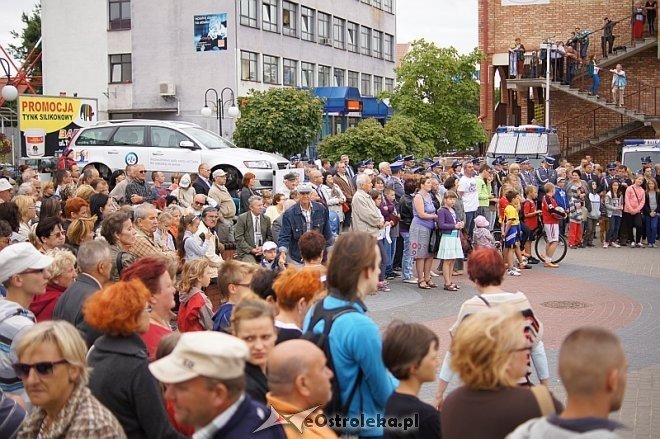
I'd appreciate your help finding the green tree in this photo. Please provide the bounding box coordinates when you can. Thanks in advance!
[8,2,42,78]
[317,115,435,164]
[233,88,324,157]
[386,39,487,152]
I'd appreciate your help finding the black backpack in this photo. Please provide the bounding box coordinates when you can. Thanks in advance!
[302,297,363,423]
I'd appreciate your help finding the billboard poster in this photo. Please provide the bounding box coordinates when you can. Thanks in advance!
[18,95,98,158]
[194,13,228,52]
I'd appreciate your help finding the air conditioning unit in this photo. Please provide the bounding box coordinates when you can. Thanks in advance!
[159,81,176,97]
[319,37,331,46]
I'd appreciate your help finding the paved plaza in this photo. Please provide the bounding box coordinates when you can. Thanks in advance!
[365,245,660,439]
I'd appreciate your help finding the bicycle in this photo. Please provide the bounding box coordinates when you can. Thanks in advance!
[492,215,567,264]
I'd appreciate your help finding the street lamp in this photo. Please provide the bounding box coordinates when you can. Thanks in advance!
[201,87,240,136]
[0,58,18,102]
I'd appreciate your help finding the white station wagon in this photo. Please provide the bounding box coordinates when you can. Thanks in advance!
[69,119,289,191]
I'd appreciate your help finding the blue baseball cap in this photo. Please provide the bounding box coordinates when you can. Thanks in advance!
[451,160,461,169]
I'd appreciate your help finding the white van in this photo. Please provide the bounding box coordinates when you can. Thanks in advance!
[69,120,289,191]
[486,125,560,168]
[621,139,660,171]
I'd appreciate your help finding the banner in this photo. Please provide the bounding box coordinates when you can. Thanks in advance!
[18,95,98,158]
[502,0,550,5]
[194,13,228,52]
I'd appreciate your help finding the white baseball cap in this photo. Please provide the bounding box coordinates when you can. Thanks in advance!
[0,243,54,283]
[262,241,277,251]
[149,331,249,384]
[0,179,12,192]
[212,169,226,178]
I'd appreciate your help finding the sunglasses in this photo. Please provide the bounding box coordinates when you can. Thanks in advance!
[512,345,533,353]
[50,231,65,238]
[20,268,48,276]
[138,170,147,174]
[13,359,68,379]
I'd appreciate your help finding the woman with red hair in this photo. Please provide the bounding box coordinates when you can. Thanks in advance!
[272,266,325,343]
[433,247,549,409]
[120,257,176,361]
[63,197,90,231]
[85,280,181,438]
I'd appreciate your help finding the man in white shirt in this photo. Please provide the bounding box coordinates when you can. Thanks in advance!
[458,161,479,236]
[276,172,298,199]
[234,195,272,263]
[208,169,237,224]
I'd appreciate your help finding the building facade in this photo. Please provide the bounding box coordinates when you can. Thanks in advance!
[477,0,659,163]
[42,0,396,136]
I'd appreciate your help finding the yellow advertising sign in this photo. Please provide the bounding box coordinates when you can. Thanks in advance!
[18,95,98,157]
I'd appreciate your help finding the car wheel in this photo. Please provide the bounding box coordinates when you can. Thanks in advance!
[94,163,112,181]
[214,166,242,193]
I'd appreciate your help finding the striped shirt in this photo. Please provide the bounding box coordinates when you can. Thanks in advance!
[0,300,36,401]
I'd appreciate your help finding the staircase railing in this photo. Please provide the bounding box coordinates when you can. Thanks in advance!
[554,106,632,156]
[567,73,658,116]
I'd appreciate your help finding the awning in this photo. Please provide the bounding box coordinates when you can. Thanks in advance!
[362,97,392,119]
[313,87,361,113]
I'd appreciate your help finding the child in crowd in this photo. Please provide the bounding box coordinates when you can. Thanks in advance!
[522,186,542,262]
[541,183,566,268]
[568,186,587,248]
[212,260,258,332]
[585,180,601,247]
[177,258,214,332]
[503,190,526,276]
[437,191,464,291]
[382,322,442,438]
[261,190,273,211]
[472,215,496,249]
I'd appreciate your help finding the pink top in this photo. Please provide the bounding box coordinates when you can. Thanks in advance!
[624,185,645,214]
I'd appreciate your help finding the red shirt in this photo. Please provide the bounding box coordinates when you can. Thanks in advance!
[499,196,509,225]
[542,194,560,225]
[523,199,539,230]
[30,283,66,322]
[140,322,172,362]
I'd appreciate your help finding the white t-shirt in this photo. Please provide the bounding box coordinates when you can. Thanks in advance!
[458,176,479,212]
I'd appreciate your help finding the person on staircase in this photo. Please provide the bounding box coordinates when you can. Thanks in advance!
[610,64,627,107]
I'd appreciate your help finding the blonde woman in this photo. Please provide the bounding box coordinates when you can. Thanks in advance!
[441,307,562,438]
[74,184,95,203]
[15,321,125,438]
[66,216,97,251]
[12,195,37,240]
[154,212,176,253]
[29,248,77,322]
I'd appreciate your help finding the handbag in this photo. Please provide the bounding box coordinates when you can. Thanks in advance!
[341,202,350,213]
[460,229,471,253]
[389,212,400,227]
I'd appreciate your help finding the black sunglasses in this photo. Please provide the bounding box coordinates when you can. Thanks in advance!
[13,359,69,379]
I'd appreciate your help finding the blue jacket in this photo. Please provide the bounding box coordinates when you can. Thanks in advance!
[554,188,569,211]
[212,394,285,439]
[278,201,333,264]
[303,295,398,437]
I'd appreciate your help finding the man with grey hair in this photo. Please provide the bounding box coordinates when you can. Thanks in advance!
[109,164,135,204]
[53,240,111,346]
[308,169,325,205]
[81,165,100,186]
[125,163,155,205]
[188,193,218,217]
[276,172,299,199]
[208,169,236,223]
[351,173,385,236]
[378,161,392,186]
[131,203,166,258]
[16,182,35,197]
[235,195,272,263]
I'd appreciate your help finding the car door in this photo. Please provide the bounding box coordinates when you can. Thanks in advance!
[107,125,148,169]
[71,126,118,169]
[147,126,201,175]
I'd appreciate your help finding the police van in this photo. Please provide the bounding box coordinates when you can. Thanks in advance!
[621,139,660,171]
[69,120,289,191]
[486,125,560,168]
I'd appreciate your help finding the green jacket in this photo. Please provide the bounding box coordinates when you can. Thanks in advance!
[476,176,491,208]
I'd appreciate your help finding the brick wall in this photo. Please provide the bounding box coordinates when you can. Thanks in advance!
[478,0,656,133]
[576,126,657,165]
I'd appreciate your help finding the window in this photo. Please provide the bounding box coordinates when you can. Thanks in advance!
[347,22,359,53]
[348,70,359,88]
[109,0,131,30]
[111,126,145,146]
[262,0,278,33]
[301,62,315,88]
[361,73,372,96]
[240,0,258,28]
[109,54,132,83]
[263,55,280,84]
[318,65,331,87]
[283,58,297,86]
[241,51,258,81]
[373,76,383,95]
[318,12,331,44]
[334,68,345,87]
[75,127,115,146]
[372,30,383,58]
[151,127,190,148]
[384,34,394,61]
[282,1,297,36]
[385,78,394,92]
[301,7,315,41]
[361,27,371,56]
[333,17,345,49]
[372,0,382,8]
[384,0,393,13]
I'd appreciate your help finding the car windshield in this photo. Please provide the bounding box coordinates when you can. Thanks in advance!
[180,127,236,149]
[622,150,660,169]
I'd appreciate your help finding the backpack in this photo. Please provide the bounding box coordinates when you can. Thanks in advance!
[302,297,363,424]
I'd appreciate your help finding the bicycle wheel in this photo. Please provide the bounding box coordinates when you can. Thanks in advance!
[534,233,568,264]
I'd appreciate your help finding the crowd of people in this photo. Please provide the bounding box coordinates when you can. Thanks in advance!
[0,150,651,438]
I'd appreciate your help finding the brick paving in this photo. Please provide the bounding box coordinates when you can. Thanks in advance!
[365,245,660,439]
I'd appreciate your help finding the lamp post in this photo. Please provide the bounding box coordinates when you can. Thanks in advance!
[201,87,240,137]
[0,58,19,102]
